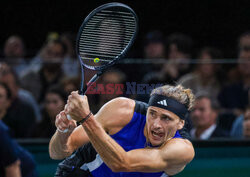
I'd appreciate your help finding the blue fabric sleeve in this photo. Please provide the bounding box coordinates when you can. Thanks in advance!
[0,122,19,167]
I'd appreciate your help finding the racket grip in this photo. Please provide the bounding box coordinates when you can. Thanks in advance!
[61,95,86,133]
[57,127,69,133]
[57,115,72,133]
[67,114,72,120]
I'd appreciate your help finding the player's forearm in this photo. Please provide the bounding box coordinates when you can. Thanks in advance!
[49,130,73,160]
[82,116,129,171]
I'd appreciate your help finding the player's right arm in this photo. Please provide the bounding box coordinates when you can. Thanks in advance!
[49,97,134,160]
[49,111,89,160]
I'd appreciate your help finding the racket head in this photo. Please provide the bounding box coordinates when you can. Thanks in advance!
[76,2,138,71]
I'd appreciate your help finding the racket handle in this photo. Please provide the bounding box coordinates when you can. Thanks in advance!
[61,95,88,133]
[57,127,69,133]
[67,114,72,120]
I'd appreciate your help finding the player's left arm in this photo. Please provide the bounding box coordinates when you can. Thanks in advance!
[124,139,194,175]
[83,116,194,175]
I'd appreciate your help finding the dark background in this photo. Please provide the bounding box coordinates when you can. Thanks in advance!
[1,0,250,58]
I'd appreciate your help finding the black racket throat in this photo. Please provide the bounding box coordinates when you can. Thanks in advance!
[80,70,105,95]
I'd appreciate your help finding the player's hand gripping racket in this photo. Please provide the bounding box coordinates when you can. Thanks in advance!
[62,3,138,132]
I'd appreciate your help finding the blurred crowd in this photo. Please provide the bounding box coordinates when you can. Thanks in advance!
[0,30,250,141]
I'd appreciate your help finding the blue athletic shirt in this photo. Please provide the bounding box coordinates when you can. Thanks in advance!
[81,101,184,177]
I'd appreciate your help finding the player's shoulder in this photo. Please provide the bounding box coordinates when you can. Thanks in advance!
[108,97,135,109]
[105,97,135,119]
[107,97,148,114]
[96,97,136,132]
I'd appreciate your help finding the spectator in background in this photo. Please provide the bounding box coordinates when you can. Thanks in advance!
[131,30,166,83]
[190,93,229,140]
[61,76,80,95]
[32,85,67,138]
[138,33,193,102]
[238,31,250,52]
[0,63,41,122]
[230,105,250,139]
[3,35,28,76]
[161,33,194,83]
[0,83,11,122]
[218,32,250,116]
[140,31,166,89]
[91,69,126,114]
[178,47,223,104]
[144,30,166,60]
[0,84,37,176]
[143,30,166,72]
[21,39,67,103]
[60,32,79,77]
[0,69,37,138]
[25,32,60,74]
[0,81,36,137]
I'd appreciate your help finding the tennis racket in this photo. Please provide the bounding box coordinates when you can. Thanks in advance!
[77,2,138,94]
[62,2,138,131]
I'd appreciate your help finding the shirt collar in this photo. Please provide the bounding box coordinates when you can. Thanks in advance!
[191,124,217,140]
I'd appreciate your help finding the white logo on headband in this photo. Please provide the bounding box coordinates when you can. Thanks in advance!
[157,100,168,106]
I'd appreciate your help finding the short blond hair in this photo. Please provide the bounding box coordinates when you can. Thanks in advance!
[150,84,195,111]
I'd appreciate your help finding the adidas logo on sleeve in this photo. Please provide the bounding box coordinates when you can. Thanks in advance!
[157,100,168,106]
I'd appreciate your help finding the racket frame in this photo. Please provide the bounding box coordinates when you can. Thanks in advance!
[75,2,138,94]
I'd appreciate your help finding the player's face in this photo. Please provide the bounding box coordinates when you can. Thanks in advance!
[146,106,184,147]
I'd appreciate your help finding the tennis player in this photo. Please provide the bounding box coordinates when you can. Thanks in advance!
[49,85,195,177]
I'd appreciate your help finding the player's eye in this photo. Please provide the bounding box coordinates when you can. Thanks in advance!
[150,111,157,118]
[162,116,172,121]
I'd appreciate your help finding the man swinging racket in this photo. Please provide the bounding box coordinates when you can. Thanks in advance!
[49,84,195,177]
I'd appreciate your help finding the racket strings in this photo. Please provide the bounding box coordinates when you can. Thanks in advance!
[78,7,136,67]
[80,52,120,59]
[79,41,124,49]
[86,22,135,29]
[80,33,132,43]
[80,46,123,55]
[101,10,134,16]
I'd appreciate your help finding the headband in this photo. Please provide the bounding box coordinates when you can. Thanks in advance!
[148,94,189,120]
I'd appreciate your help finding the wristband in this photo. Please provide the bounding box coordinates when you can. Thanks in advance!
[77,112,93,124]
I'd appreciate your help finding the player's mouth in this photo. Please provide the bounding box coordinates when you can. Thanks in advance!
[151,130,164,140]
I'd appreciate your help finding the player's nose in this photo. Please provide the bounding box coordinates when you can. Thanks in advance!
[152,118,162,129]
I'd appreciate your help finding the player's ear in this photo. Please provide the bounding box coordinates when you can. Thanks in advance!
[177,119,185,130]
